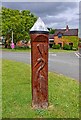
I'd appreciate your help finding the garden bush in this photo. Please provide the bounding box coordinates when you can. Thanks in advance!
[72,47,78,51]
[52,44,60,49]
[15,46,30,50]
[63,44,72,50]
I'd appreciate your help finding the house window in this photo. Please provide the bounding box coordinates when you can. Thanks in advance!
[69,43,73,46]
[58,33,62,38]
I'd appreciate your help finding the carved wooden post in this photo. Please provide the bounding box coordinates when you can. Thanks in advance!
[29,17,49,109]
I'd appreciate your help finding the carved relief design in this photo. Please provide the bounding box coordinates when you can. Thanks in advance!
[34,43,47,103]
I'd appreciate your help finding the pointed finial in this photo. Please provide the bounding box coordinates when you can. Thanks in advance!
[30,17,49,34]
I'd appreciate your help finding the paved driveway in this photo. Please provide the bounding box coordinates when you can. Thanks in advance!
[1,50,79,80]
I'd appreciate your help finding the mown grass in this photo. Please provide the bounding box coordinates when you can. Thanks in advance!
[2,48,31,52]
[49,48,77,53]
[2,48,77,53]
[2,59,79,118]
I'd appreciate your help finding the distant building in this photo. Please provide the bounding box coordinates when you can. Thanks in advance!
[0,36,5,47]
[16,40,31,48]
[49,34,54,48]
[49,25,78,48]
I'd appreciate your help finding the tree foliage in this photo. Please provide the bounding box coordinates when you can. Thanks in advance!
[1,6,37,43]
[48,28,55,34]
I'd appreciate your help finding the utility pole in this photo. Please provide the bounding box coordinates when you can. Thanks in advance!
[12,30,13,43]
[11,30,14,49]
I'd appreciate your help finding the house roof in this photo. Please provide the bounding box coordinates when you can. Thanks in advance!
[54,29,78,36]
[64,29,78,36]
[49,25,78,39]
[54,29,64,36]
[54,25,78,36]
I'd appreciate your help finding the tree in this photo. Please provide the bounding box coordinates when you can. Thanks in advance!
[1,7,37,47]
[48,28,55,34]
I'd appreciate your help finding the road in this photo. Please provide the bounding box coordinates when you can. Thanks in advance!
[1,50,79,80]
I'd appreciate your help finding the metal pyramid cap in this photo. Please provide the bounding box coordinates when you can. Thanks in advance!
[30,17,49,32]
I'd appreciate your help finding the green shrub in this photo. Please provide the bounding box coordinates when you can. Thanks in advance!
[63,44,72,50]
[72,47,78,51]
[15,46,30,50]
[63,36,79,49]
[52,44,60,49]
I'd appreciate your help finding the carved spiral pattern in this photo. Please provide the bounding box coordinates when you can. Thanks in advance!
[34,43,47,101]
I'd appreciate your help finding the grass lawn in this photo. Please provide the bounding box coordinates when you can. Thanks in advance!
[2,59,79,118]
[49,48,78,53]
[1,48,78,53]
[2,48,31,52]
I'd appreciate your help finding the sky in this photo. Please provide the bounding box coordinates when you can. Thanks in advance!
[1,1,81,30]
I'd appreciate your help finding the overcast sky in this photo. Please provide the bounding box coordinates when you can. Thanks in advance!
[2,1,80,29]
